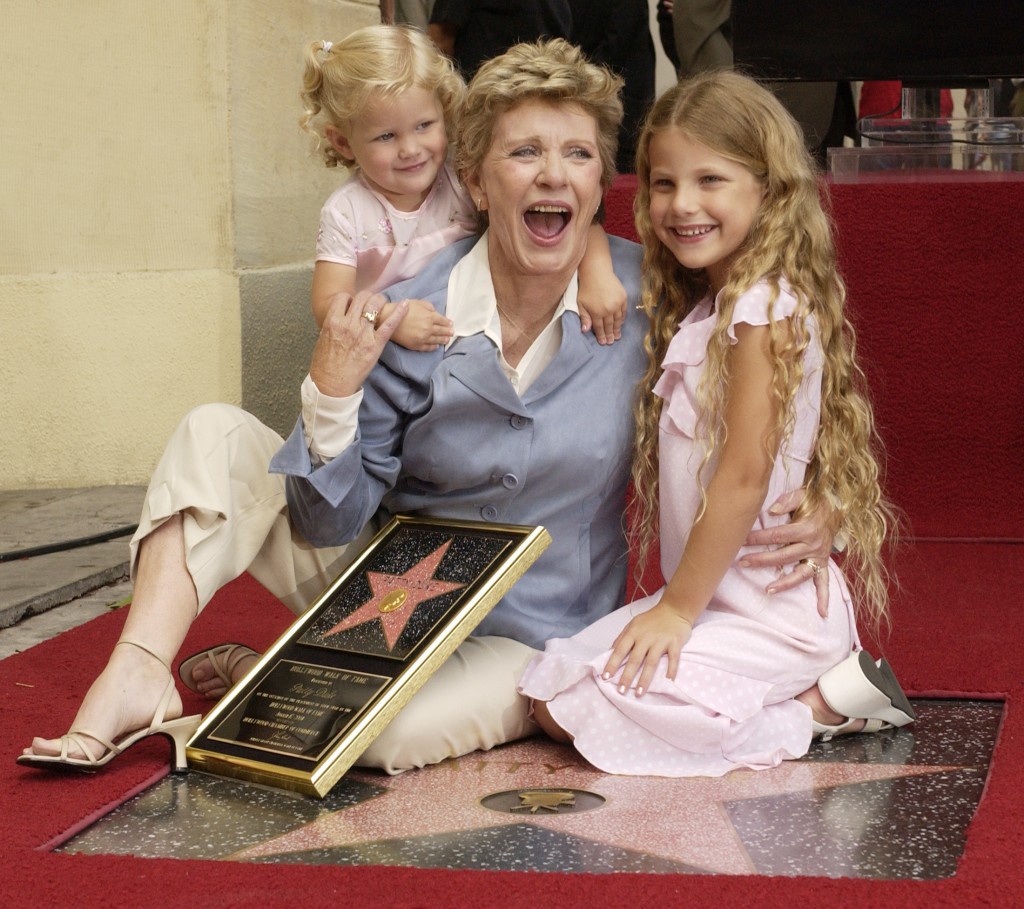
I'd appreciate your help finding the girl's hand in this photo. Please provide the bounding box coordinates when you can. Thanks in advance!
[310,290,408,398]
[389,298,454,352]
[578,222,626,344]
[578,280,627,345]
[741,487,835,617]
[602,601,693,697]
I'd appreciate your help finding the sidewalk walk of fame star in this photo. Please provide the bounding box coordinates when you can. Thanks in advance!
[324,540,465,651]
[228,737,961,875]
[59,701,999,878]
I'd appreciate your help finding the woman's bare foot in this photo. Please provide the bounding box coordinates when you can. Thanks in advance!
[184,645,260,700]
[22,640,183,761]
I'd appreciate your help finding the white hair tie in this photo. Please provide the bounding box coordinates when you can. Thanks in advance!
[322,40,332,54]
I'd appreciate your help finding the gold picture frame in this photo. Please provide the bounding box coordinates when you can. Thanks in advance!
[185,515,551,798]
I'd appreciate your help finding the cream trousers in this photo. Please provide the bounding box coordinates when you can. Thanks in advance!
[130,403,539,773]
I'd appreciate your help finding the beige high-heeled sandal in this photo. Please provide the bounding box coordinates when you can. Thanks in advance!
[17,638,201,773]
[812,650,916,742]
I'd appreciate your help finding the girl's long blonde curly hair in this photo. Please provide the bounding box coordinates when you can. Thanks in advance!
[631,70,899,630]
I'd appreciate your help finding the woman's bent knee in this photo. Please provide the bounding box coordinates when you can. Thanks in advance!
[356,636,540,773]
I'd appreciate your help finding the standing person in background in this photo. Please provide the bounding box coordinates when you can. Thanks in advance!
[395,0,436,30]
[671,0,731,75]
[671,0,854,166]
[569,0,656,172]
[427,0,572,80]
[655,1,681,71]
[381,1,436,30]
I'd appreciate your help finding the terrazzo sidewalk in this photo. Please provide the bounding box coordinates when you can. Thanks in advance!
[0,486,143,655]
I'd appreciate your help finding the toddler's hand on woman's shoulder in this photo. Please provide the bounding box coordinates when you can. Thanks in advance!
[390,298,453,352]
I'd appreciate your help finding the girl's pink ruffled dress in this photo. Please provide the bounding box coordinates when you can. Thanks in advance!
[518,281,860,777]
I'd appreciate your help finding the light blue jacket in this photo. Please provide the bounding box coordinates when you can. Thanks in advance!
[270,235,647,649]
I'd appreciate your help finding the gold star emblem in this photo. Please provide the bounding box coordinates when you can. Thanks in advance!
[511,790,577,813]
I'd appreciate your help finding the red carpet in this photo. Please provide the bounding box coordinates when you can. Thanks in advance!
[3,180,1022,906]
[2,555,1021,908]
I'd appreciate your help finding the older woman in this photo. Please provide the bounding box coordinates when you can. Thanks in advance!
[20,40,833,774]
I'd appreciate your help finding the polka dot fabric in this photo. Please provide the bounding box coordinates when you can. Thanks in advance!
[519,280,860,778]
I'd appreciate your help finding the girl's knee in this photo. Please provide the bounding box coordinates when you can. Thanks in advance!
[531,699,573,744]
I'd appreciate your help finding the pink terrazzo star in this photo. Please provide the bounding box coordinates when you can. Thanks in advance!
[324,540,465,650]
[229,739,958,874]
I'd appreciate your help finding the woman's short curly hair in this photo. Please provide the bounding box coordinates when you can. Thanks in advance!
[455,39,624,189]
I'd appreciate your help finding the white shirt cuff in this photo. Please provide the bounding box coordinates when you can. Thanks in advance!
[300,373,362,461]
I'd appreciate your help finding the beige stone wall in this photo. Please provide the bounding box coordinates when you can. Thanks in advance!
[0,0,378,488]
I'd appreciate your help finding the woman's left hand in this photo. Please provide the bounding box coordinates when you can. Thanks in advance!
[602,602,693,697]
[740,487,835,617]
[309,290,408,398]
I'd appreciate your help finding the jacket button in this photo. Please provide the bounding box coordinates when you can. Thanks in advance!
[510,415,528,429]
[481,505,499,521]
[502,473,519,489]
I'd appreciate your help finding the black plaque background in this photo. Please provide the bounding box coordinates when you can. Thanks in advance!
[209,660,389,762]
[186,517,550,795]
[300,528,513,660]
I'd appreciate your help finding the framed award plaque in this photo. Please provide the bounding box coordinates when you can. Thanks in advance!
[185,515,551,797]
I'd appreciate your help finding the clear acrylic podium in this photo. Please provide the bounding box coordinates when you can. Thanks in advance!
[829,84,1024,183]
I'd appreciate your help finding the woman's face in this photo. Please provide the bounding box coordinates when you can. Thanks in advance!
[465,99,604,285]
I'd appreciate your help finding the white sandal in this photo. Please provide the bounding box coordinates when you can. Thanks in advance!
[813,650,916,741]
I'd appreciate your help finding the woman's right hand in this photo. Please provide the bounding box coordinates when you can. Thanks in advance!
[309,290,408,398]
[741,487,835,617]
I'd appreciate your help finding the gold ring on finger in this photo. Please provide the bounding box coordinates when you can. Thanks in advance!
[363,310,379,325]
[804,558,822,577]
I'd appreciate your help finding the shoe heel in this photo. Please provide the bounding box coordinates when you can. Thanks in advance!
[819,651,914,728]
[876,658,916,722]
[161,715,201,773]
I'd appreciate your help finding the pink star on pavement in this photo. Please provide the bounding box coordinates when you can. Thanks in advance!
[324,539,465,650]
[229,738,958,874]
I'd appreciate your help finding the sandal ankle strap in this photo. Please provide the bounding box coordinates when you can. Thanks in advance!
[115,637,172,673]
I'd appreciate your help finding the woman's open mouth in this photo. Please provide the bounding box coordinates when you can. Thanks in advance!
[524,204,572,241]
